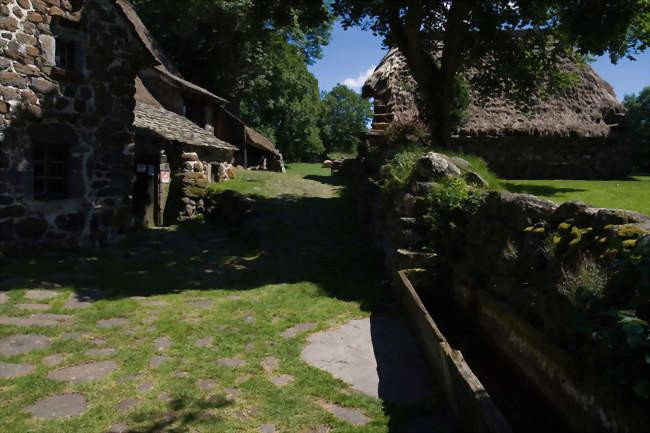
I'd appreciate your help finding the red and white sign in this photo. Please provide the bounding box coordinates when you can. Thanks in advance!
[160,171,170,184]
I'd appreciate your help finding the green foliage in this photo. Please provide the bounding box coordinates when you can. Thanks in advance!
[438,150,504,190]
[333,0,650,144]
[558,257,608,311]
[376,148,421,198]
[319,85,373,153]
[385,120,431,149]
[239,36,324,162]
[622,87,650,173]
[131,0,333,99]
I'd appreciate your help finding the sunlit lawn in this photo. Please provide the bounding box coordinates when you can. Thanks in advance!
[504,176,650,216]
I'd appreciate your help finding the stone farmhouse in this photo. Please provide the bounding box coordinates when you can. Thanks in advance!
[0,0,284,247]
[363,48,629,179]
[0,0,156,247]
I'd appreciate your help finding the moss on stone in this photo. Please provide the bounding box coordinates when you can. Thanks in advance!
[559,222,572,231]
[617,225,649,239]
[622,239,638,249]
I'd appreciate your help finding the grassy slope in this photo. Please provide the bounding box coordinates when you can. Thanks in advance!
[0,164,441,433]
[504,176,650,216]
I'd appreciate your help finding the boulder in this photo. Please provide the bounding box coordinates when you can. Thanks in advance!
[416,152,461,180]
[464,171,489,188]
[322,160,333,168]
[450,156,472,171]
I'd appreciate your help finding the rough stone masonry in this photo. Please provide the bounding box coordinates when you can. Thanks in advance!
[0,0,153,247]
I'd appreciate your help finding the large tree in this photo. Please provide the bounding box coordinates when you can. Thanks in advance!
[240,37,325,162]
[131,0,333,111]
[623,86,650,172]
[320,85,373,154]
[333,1,650,147]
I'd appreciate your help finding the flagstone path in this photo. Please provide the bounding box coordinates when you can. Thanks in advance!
[0,166,455,432]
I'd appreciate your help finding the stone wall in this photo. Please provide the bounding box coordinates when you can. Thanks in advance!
[0,0,150,247]
[177,148,233,222]
[361,151,649,432]
[444,135,631,180]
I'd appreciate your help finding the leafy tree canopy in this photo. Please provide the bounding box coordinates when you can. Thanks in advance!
[131,0,334,104]
[319,85,373,154]
[333,0,650,146]
[623,86,650,172]
[240,36,324,162]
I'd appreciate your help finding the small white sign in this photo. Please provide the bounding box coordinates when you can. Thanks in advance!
[161,171,170,184]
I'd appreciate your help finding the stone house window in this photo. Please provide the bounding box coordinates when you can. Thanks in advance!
[33,143,68,200]
[55,40,76,70]
[183,100,205,127]
[51,18,84,79]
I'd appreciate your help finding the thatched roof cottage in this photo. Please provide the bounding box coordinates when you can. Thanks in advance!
[363,48,629,179]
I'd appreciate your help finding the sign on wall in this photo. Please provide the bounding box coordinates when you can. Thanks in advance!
[160,171,171,184]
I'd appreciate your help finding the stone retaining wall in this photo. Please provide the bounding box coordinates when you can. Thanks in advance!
[361,150,650,432]
[1,0,151,247]
[444,135,631,179]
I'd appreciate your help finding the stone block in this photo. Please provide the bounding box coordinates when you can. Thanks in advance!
[38,34,55,66]
[15,217,48,240]
[27,12,43,23]
[1,72,29,88]
[0,205,25,218]
[31,77,58,94]
[0,16,19,31]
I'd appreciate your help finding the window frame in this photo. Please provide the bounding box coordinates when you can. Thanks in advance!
[32,142,69,201]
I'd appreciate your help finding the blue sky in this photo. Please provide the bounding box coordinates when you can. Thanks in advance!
[309,22,650,101]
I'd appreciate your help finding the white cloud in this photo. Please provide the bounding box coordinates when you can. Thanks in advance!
[342,65,376,90]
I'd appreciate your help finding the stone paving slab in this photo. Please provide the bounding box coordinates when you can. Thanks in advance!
[0,316,58,327]
[280,322,316,338]
[42,354,65,366]
[150,355,170,368]
[153,336,171,351]
[138,381,154,392]
[97,318,130,328]
[86,348,117,357]
[0,293,8,304]
[24,290,60,300]
[270,374,294,387]
[47,361,118,383]
[0,362,34,378]
[140,300,170,307]
[108,422,130,433]
[301,317,434,403]
[197,379,217,390]
[320,401,371,426]
[194,336,213,347]
[23,394,87,419]
[0,334,52,356]
[261,356,278,373]
[16,303,50,311]
[258,424,276,433]
[215,357,246,368]
[118,398,140,412]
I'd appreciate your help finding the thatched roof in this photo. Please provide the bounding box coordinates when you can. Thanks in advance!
[116,0,228,105]
[134,102,238,151]
[363,48,625,138]
[245,126,279,155]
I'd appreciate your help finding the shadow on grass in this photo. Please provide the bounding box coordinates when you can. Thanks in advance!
[127,395,232,433]
[503,182,586,197]
[0,175,446,431]
[0,177,388,311]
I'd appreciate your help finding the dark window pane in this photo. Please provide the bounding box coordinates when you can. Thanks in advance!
[49,163,64,177]
[34,163,45,177]
[49,179,65,194]
[55,40,75,69]
[33,145,45,160]
[32,143,69,200]
[34,178,45,194]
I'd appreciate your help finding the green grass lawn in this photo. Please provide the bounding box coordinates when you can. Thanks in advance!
[0,164,442,433]
[504,176,650,216]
